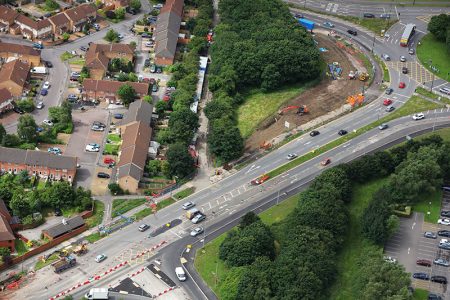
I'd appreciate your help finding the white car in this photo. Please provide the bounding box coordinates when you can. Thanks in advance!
[286,153,297,160]
[182,201,195,210]
[42,81,50,89]
[400,56,406,62]
[118,34,124,40]
[438,218,450,225]
[85,144,100,152]
[145,41,154,47]
[95,254,107,263]
[190,227,204,237]
[412,113,425,120]
[36,102,44,109]
[153,3,163,9]
[43,119,53,126]
[440,238,450,245]
[383,256,397,263]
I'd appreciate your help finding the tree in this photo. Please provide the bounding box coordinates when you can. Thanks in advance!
[9,190,31,217]
[115,7,126,19]
[166,143,195,178]
[44,0,59,11]
[62,32,70,41]
[311,167,352,202]
[130,0,141,11]
[2,134,21,147]
[117,84,137,106]
[17,114,38,144]
[17,98,35,113]
[239,212,260,229]
[143,95,152,104]
[0,124,6,143]
[0,247,11,264]
[161,160,171,178]
[428,14,450,42]
[155,100,167,117]
[168,109,199,144]
[361,192,391,244]
[128,72,138,82]
[45,181,75,208]
[18,170,29,184]
[117,72,129,82]
[208,117,243,162]
[104,29,119,42]
[145,160,161,177]
[108,183,124,195]
[204,98,233,120]
[129,41,137,49]
[235,257,274,300]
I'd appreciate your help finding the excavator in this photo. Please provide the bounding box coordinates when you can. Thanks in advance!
[279,105,309,116]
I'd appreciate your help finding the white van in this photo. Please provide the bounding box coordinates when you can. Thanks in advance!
[175,267,186,281]
[382,54,390,61]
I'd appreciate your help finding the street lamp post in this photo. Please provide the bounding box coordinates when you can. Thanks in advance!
[371,33,376,53]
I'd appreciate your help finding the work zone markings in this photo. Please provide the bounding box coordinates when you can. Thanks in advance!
[386,61,435,84]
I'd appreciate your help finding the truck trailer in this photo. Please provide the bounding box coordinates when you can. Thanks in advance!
[85,288,109,300]
[52,255,76,273]
[298,18,315,32]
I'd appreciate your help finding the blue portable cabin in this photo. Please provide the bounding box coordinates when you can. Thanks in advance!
[299,18,315,32]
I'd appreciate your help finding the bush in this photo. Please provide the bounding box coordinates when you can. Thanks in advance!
[108,183,124,195]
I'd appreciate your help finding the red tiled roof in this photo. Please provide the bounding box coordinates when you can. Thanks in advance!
[0,42,40,57]
[15,14,51,30]
[0,59,30,89]
[49,12,70,27]
[0,5,19,24]
[0,88,12,105]
[160,0,184,17]
[64,3,96,23]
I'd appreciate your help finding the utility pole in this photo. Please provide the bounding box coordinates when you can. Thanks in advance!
[371,34,376,53]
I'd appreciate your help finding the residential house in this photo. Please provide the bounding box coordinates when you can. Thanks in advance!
[0,59,30,97]
[85,43,134,79]
[63,3,97,32]
[15,14,52,40]
[117,121,152,193]
[0,146,78,182]
[42,216,85,240]
[0,200,15,252]
[0,88,14,114]
[48,12,71,35]
[154,0,184,65]
[0,42,41,66]
[0,5,19,33]
[121,100,153,127]
[82,79,149,103]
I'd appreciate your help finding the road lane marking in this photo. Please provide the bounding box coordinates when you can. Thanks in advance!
[245,164,260,174]
[412,222,416,230]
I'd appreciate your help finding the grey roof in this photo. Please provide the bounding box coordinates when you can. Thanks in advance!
[0,146,77,170]
[117,162,143,181]
[43,215,85,238]
[122,100,153,126]
[154,11,181,60]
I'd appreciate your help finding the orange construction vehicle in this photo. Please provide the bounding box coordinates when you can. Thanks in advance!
[260,141,272,150]
[279,105,309,115]
[347,94,365,107]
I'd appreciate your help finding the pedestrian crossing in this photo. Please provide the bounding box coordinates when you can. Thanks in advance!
[325,3,339,13]
[385,61,435,84]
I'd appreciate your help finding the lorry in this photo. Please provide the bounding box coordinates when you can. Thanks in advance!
[298,18,315,32]
[52,255,76,273]
[85,288,109,300]
[186,208,200,220]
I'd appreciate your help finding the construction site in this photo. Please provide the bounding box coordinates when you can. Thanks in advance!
[245,33,371,152]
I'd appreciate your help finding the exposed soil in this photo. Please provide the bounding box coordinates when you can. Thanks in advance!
[245,33,364,152]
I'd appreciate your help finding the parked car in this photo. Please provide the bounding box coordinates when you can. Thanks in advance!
[86,144,100,152]
[48,147,62,155]
[97,172,110,179]
[118,34,124,40]
[438,218,450,225]
[424,231,437,239]
[190,227,204,237]
[434,258,449,267]
[80,46,88,52]
[104,157,115,165]
[95,254,107,263]
[141,32,151,38]
[380,14,391,19]
[54,208,62,216]
[191,213,206,224]
[67,94,78,102]
[114,113,124,119]
[321,158,331,166]
[441,211,450,217]
[363,13,375,18]
[152,84,159,92]
[13,107,24,114]
[347,29,357,35]
[412,113,425,120]
[431,276,447,284]
[36,102,44,109]
[383,99,393,106]
[416,259,432,267]
[439,87,450,95]
[385,106,395,112]
[413,272,430,280]
[138,224,150,232]
[144,58,151,67]
[40,89,48,96]
[286,153,297,160]
[338,129,348,136]
[91,124,104,131]
[399,82,406,89]
[156,66,162,73]
[400,56,406,62]
[44,61,53,68]
[43,119,53,126]
[182,201,195,210]
[93,121,106,128]
[428,293,443,300]
[150,64,156,73]
[43,81,50,89]
[438,230,450,237]
[310,130,320,137]
[382,54,391,61]
[145,41,154,47]
[385,88,394,95]
[323,21,334,28]
[378,123,389,130]
[402,66,408,74]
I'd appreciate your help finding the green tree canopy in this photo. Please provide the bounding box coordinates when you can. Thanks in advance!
[104,29,120,42]
[208,117,243,162]
[428,14,450,42]
[166,143,195,178]
[117,84,137,106]
[17,114,38,144]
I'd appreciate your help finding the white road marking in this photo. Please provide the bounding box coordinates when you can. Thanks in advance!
[408,247,411,254]
[245,164,260,174]
[305,141,311,145]
[412,222,416,230]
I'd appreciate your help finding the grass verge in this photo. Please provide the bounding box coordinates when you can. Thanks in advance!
[173,187,195,200]
[60,52,75,61]
[104,144,119,155]
[112,199,146,217]
[417,34,450,81]
[413,189,442,223]
[85,232,103,244]
[267,95,443,179]
[107,134,121,143]
[413,288,429,300]
[339,15,397,36]
[132,198,176,220]
[34,253,59,271]
[237,83,309,138]
[374,55,390,83]
[416,87,450,105]
[85,200,105,228]
[69,59,85,65]
[330,178,388,299]
[14,240,29,256]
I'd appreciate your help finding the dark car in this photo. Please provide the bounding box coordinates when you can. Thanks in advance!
[385,88,394,95]
[80,46,88,52]
[13,106,24,114]
[67,94,78,102]
[363,13,375,18]
[141,32,151,38]
[441,211,450,217]
[144,58,151,67]
[97,172,110,179]
[438,230,450,237]
[431,276,447,284]
[310,130,320,137]
[347,29,357,36]
[402,67,408,74]
[428,293,443,300]
[416,259,432,267]
[338,129,348,136]
[40,89,48,96]
[54,208,62,216]
[114,113,124,119]
[44,61,53,68]
[413,273,429,280]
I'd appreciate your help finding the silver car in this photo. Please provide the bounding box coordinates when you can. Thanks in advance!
[424,231,437,239]
[182,201,195,210]
[190,227,204,237]
[434,258,449,267]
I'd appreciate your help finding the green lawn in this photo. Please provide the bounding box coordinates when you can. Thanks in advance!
[413,127,450,143]
[413,288,429,300]
[34,253,59,271]
[413,189,442,223]
[417,34,450,81]
[60,52,75,61]
[69,59,85,65]
[104,144,119,155]
[112,198,146,217]
[173,187,195,200]
[62,206,79,218]
[374,55,390,82]
[330,178,388,299]
[85,232,104,243]
[85,200,105,228]
[133,208,152,220]
[107,134,121,143]
[339,16,397,35]
[259,194,298,225]
[237,83,309,138]
[14,239,29,256]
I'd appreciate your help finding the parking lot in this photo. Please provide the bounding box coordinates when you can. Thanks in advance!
[384,188,450,298]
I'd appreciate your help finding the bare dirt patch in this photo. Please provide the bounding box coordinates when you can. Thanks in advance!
[245,33,365,151]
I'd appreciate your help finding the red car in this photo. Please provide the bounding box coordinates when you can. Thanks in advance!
[416,259,432,267]
[399,82,406,89]
[104,157,115,165]
[251,174,270,185]
[383,99,393,106]
[321,158,331,166]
